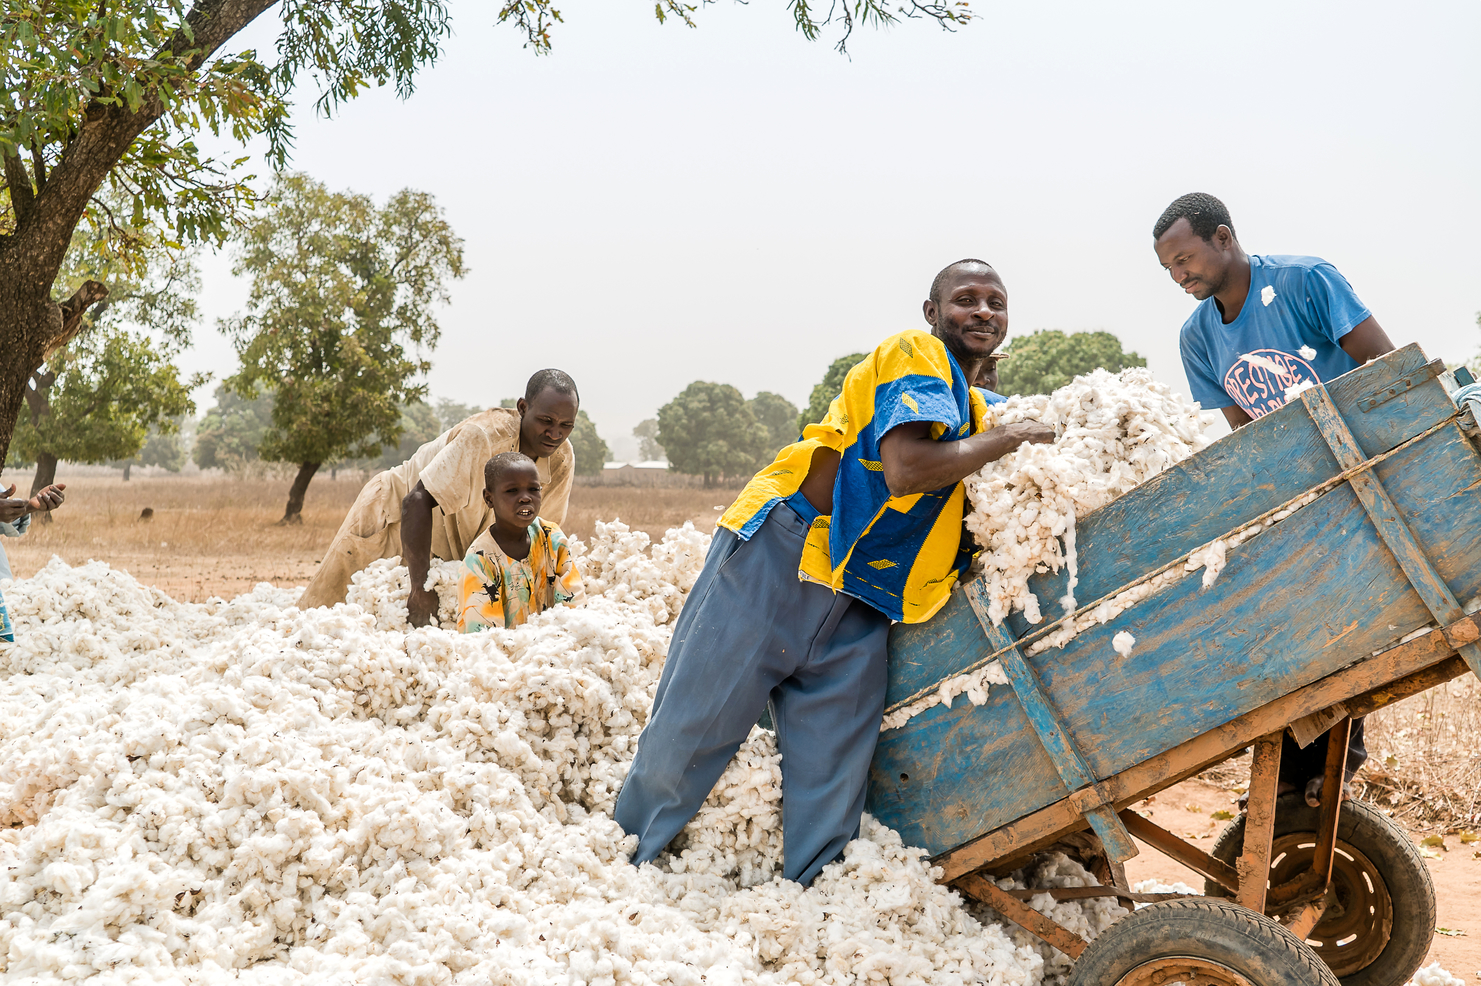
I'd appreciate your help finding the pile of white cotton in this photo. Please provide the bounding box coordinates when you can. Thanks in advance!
[0,521,1117,985]
[965,368,1213,627]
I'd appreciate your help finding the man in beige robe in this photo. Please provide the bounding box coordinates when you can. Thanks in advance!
[298,370,579,621]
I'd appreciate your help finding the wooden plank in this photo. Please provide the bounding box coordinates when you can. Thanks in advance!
[1312,718,1352,888]
[963,581,1138,863]
[1304,385,1481,678]
[1119,810,1239,893]
[955,874,1087,958]
[1289,702,1349,749]
[870,422,1481,857]
[1344,656,1468,718]
[931,619,1472,881]
[1003,887,1190,904]
[1237,732,1282,913]
[995,343,1454,632]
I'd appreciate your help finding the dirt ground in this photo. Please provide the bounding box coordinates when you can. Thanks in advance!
[1126,776,1481,978]
[2,473,736,600]
[4,471,1477,978]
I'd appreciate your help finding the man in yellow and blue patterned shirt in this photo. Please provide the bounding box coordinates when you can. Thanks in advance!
[615,260,1054,886]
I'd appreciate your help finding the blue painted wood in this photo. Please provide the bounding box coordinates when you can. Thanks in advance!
[886,344,1456,707]
[1302,385,1481,678]
[963,582,1138,862]
[998,343,1456,635]
[869,351,1481,858]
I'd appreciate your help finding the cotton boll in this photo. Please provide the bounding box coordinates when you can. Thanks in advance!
[1284,379,1317,401]
[965,369,1211,628]
[3,530,1117,986]
[1299,345,1318,360]
[1111,632,1135,657]
[1405,963,1467,986]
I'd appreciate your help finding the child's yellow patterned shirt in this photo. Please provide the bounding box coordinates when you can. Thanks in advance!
[457,520,584,632]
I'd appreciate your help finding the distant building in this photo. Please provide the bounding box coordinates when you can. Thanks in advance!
[599,461,671,486]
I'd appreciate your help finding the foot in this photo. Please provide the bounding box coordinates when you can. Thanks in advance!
[1303,776,1354,808]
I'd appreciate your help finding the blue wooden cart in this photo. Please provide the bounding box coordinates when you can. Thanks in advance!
[867,345,1481,986]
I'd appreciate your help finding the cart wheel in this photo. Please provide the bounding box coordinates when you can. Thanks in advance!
[1205,794,1434,986]
[1066,897,1339,986]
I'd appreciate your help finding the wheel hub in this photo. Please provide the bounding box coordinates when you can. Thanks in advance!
[1114,957,1260,986]
[1265,832,1393,977]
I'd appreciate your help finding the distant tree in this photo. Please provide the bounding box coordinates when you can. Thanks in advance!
[798,353,867,433]
[193,384,275,471]
[371,401,444,471]
[114,419,189,480]
[568,410,610,476]
[657,382,769,487]
[435,398,484,431]
[997,330,1146,396]
[633,418,665,461]
[749,391,800,455]
[12,234,203,497]
[222,173,465,524]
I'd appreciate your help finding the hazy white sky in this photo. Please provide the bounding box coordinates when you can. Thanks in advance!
[185,0,1481,460]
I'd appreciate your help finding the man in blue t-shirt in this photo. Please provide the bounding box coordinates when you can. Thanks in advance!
[1153,192,1396,807]
[1153,192,1394,429]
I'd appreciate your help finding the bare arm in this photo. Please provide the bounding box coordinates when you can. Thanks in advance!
[401,481,439,627]
[878,420,1055,499]
[1339,316,1395,364]
[1221,406,1254,430]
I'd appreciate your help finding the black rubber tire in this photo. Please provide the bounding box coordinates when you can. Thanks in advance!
[1205,794,1434,986]
[1066,897,1340,986]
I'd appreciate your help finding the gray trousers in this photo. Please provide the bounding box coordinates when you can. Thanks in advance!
[614,502,890,886]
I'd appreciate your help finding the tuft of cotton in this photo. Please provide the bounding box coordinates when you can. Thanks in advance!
[1406,963,1467,986]
[1284,379,1318,401]
[0,521,1121,985]
[965,368,1212,627]
[1111,631,1135,657]
[1299,344,1318,360]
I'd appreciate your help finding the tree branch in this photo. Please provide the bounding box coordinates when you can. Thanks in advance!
[46,280,110,359]
[15,0,279,269]
[2,150,35,223]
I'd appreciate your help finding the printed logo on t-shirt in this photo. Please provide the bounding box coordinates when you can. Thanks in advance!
[1222,348,1318,419]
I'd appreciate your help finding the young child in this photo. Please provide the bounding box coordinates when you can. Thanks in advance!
[457,452,583,633]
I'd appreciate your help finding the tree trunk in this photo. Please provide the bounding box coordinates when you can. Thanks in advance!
[278,461,321,525]
[122,462,132,481]
[30,452,59,524]
[331,465,338,480]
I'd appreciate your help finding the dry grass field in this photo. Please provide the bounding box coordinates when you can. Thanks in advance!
[1,472,737,601]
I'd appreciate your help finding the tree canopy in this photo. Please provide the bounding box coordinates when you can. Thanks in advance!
[749,391,800,455]
[11,229,203,491]
[568,410,610,476]
[657,381,770,487]
[996,330,1147,396]
[193,382,274,471]
[632,418,665,462]
[221,172,464,521]
[0,0,971,462]
[798,352,866,433]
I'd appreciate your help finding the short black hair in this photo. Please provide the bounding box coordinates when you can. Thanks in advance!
[524,368,579,405]
[929,259,995,306]
[485,450,537,488]
[1153,193,1236,243]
